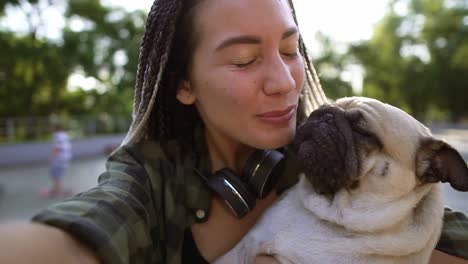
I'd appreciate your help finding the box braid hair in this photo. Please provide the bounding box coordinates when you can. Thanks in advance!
[123,0,328,145]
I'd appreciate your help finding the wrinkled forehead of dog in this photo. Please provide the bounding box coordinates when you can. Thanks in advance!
[334,96,432,159]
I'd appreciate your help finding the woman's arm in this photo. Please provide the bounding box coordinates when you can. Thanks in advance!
[0,222,101,264]
[431,249,468,264]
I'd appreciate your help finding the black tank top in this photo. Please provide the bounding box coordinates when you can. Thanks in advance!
[182,229,209,264]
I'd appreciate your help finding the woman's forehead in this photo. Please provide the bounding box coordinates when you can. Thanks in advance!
[193,0,295,45]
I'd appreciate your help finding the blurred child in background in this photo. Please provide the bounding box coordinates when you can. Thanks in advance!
[40,123,72,198]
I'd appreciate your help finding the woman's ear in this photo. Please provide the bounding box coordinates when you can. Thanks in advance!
[176,80,196,105]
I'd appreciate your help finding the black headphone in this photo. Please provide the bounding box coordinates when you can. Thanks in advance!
[196,149,285,219]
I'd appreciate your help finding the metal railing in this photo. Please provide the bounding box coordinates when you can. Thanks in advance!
[0,114,132,144]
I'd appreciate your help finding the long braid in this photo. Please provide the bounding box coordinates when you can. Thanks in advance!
[302,43,328,109]
[138,2,180,115]
[133,2,160,119]
[152,0,202,142]
[124,0,183,144]
[154,71,170,139]
[288,0,328,121]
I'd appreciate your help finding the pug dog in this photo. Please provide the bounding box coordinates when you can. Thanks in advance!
[214,96,468,264]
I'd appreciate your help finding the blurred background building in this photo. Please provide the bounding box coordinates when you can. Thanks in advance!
[0,0,467,220]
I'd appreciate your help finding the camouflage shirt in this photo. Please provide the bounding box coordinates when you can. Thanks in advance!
[32,126,468,263]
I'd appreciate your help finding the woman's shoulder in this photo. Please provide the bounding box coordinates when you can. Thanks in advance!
[108,137,181,168]
[100,136,202,187]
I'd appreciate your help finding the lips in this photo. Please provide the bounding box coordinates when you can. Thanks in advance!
[257,105,296,125]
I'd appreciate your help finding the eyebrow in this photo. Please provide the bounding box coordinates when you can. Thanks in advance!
[215,27,299,52]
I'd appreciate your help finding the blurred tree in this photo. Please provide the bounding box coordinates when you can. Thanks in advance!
[0,0,143,119]
[0,0,69,118]
[62,0,145,115]
[412,0,468,121]
[350,0,468,121]
[0,0,17,15]
[350,7,425,118]
[0,33,69,116]
[312,33,354,100]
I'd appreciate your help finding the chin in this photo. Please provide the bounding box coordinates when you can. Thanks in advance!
[253,127,295,150]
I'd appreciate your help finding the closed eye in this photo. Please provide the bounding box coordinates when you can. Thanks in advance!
[380,161,390,177]
[346,110,370,137]
[232,59,256,69]
[282,52,299,59]
[347,111,383,150]
[353,125,383,150]
[353,123,373,139]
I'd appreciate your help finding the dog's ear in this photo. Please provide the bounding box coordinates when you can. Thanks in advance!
[416,138,468,191]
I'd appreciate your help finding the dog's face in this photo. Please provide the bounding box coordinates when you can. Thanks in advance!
[293,96,468,200]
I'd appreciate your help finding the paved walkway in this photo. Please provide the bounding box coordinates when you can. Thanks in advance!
[0,134,124,167]
[0,156,107,220]
[0,129,467,221]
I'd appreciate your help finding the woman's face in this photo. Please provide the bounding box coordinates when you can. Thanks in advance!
[177,0,305,150]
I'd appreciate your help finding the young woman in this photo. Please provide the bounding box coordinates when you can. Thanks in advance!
[0,0,467,263]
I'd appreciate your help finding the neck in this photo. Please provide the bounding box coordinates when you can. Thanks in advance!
[204,128,254,174]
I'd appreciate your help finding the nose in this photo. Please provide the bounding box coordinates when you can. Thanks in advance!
[263,55,296,95]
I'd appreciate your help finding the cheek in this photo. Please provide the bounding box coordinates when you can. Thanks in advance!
[197,74,256,113]
[292,59,306,91]
[214,73,257,105]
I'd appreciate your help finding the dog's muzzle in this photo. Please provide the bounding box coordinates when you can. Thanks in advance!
[293,104,364,196]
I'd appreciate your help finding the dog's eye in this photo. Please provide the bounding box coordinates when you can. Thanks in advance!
[355,128,382,150]
[345,110,368,133]
[346,111,383,150]
[352,122,371,137]
[345,109,363,123]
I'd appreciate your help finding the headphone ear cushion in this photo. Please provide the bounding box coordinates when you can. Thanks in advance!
[243,150,285,198]
[206,168,256,218]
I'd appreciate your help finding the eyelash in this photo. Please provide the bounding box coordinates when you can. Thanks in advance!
[283,52,299,59]
[233,52,300,69]
[234,60,255,68]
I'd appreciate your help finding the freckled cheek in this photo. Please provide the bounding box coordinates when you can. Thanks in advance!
[227,88,253,108]
[218,76,257,108]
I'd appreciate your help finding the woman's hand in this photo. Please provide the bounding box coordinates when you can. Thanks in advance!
[254,255,281,264]
[430,250,468,264]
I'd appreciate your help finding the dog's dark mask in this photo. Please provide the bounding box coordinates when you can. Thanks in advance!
[292,104,380,197]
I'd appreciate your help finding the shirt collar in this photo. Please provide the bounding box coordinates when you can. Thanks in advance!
[183,124,213,223]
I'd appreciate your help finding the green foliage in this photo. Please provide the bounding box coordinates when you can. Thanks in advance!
[0,0,145,119]
[349,0,468,122]
[416,0,468,121]
[0,32,69,117]
[312,33,354,99]
[0,0,19,15]
[61,0,146,114]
